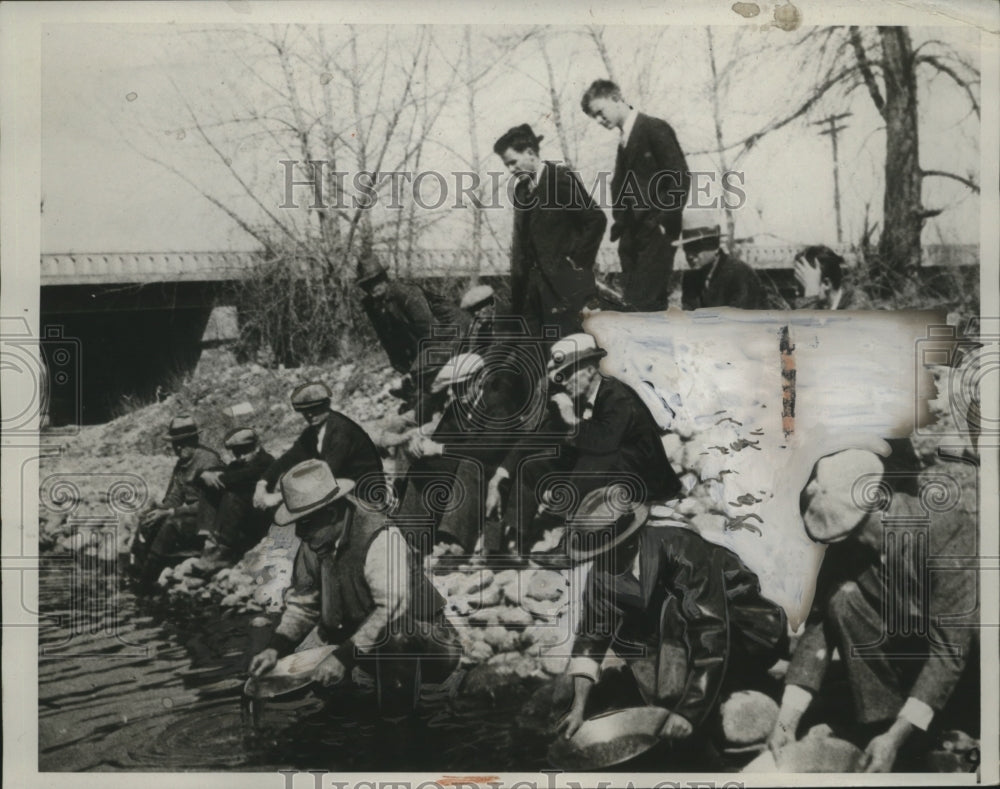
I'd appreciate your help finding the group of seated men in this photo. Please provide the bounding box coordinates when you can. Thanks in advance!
[127,237,978,771]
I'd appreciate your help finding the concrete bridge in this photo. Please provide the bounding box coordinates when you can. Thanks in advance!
[39,244,976,424]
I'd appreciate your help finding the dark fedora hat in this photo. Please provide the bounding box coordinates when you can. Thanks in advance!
[274,459,355,526]
[356,257,388,288]
[565,485,650,561]
[164,414,199,442]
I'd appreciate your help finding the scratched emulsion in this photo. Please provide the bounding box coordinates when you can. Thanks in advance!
[586,307,942,627]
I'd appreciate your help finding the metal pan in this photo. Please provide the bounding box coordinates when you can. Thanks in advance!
[548,706,670,770]
[242,645,336,700]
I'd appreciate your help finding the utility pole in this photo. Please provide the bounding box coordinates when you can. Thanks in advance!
[812,113,851,243]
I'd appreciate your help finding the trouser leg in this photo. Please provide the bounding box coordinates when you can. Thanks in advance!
[621,227,676,312]
[212,491,261,559]
[826,580,907,725]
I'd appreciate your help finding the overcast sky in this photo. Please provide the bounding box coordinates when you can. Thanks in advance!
[40,22,981,255]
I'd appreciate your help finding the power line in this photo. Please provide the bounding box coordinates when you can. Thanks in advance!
[812,112,852,243]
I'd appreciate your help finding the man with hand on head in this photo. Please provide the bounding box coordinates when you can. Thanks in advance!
[254,382,386,511]
[769,448,979,772]
[792,244,871,311]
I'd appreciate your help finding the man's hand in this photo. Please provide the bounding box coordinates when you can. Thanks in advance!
[767,718,798,754]
[550,392,578,427]
[201,470,224,490]
[861,718,913,772]
[140,507,170,527]
[659,712,693,741]
[555,705,586,740]
[253,480,282,510]
[794,257,823,298]
[248,648,278,678]
[311,654,348,687]
[485,469,509,520]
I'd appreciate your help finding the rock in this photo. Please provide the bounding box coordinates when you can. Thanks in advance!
[691,512,727,535]
[464,640,494,664]
[467,606,504,627]
[523,622,572,651]
[498,607,534,630]
[183,577,206,590]
[487,651,542,678]
[481,625,521,653]
[468,583,502,608]
[539,649,569,676]
[494,569,518,590]
[526,570,566,601]
[720,690,779,746]
[458,569,494,597]
[662,432,683,463]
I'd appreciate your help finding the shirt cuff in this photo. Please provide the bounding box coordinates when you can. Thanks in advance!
[782,684,814,715]
[567,656,601,682]
[899,697,935,731]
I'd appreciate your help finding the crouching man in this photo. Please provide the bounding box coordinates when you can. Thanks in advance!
[130,415,222,590]
[769,449,979,772]
[248,459,460,702]
[558,485,787,745]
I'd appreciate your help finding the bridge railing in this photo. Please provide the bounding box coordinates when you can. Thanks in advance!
[41,244,978,286]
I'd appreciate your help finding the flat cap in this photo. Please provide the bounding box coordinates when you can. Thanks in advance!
[224,427,259,450]
[290,381,332,411]
[460,284,496,311]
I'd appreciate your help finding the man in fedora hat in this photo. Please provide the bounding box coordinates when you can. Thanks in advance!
[248,459,459,699]
[129,415,222,590]
[677,218,767,310]
[494,123,606,338]
[255,381,387,510]
[357,258,467,410]
[197,427,275,567]
[581,80,689,312]
[768,449,979,772]
[557,485,788,746]
[485,333,682,554]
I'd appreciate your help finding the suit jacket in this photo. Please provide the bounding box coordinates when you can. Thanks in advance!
[510,162,607,317]
[612,113,690,237]
[573,523,787,727]
[361,281,437,375]
[218,449,275,499]
[786,491,977,714]
[263,410,386,497]
[795,282,871,311]
[161,446,222,513]
[682,251,766,310]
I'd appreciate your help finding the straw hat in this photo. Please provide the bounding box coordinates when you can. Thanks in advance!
[164,415,199,442]
[565,485,650,561]
[274,459,355,526]
[547,333,607,384]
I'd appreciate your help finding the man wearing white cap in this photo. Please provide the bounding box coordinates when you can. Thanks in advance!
[769,449,979,772]
[248,459,459,701]
[485,333,682,553]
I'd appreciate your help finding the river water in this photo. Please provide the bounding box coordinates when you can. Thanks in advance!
[37,556,556,773]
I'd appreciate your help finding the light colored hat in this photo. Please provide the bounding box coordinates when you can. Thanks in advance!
[164,415,199,442]
[274,459,355,526]
[565,485,650,561]
[432,352,485,394]
[290,381,332,411]
[460,284,496,311]
[547,333,606,384]
[801,449,885,543]
[224,427,259,450]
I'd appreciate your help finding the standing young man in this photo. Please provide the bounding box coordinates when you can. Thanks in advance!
[581,80,690,312]
[494,123,606,338]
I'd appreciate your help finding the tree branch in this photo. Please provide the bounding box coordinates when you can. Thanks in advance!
[921,169,980,194]
[849,26,885,115]
[916,54,981,117]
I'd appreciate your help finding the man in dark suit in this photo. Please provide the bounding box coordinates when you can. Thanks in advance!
[494,124,607,338]
[485,333,683,553]
[581,80,689,312]
[677,221,767,310]
[769,450,979,772]
[557,486,788,744]
[254,381,387,509]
